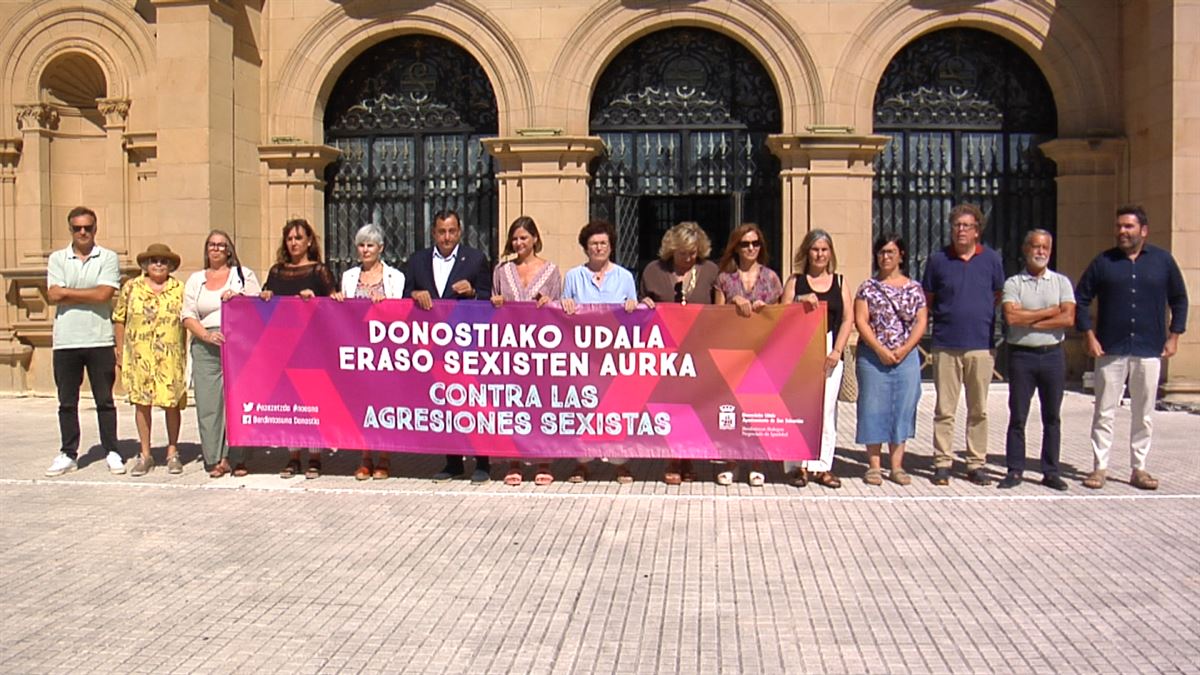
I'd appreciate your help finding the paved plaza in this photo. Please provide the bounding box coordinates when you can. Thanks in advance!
[2,385,1198,674]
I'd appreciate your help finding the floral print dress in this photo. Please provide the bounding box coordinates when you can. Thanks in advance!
[114,275,187,407]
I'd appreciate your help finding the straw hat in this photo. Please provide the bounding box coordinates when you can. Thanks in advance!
[136,243,181,271]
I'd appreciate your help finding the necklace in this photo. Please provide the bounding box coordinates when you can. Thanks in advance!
[677,267,697,305]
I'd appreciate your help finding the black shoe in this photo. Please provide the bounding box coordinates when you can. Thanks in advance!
[1041,474,1069,491]
[931,467,951,486]
[469,468,491,484]
[997,472,1023,489]
[432,467,463,483]
[967,469,993,486]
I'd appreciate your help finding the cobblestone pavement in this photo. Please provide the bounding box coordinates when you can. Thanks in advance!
[2,386,1198,674]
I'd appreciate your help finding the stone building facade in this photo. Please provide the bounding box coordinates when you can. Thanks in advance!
[0,0,1196,395]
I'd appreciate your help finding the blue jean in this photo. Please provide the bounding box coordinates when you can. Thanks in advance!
[855,347,921,445]
[1004,345,1064,476]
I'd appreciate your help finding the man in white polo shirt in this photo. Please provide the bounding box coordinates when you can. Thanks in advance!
[44,206,125,477]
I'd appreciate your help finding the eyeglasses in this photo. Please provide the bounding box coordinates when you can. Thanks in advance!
[207,242,228,250]
[876,249,900,258]
[738,241,761,249]
[70,225,96,234]
[147,257,170,266]
[952,222,977,231]
[588,241,610,249]
[673,281,684,303]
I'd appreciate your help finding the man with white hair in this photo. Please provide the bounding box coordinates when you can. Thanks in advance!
[998,229,1074,490]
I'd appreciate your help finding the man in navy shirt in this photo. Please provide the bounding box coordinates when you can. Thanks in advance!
[922,204,1005,486]
[1075,205,1188,490]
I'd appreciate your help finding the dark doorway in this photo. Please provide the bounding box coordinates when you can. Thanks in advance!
[589,28,782,276]
[636,196,732,266]
[323,35,499,276]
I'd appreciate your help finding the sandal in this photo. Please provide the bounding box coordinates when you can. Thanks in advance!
[614,465,633,485]
[355,463,372,481]
[663,461,682,486]
[279,459,301,479]
[889,468,911,486]
[715,461,734,486]
[567,464,589,484]
[232,464,249,478]
[209,459,230,478]
[504,463,523,486]
[813,471,842,489]
[534,464,554,486]
[304,459,321,480]
[372,463,390,480]
[747,471,765,487]
[786,467,808,487]
[864,467,883,486]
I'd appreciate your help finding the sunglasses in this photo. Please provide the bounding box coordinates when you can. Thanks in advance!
[146,257,171,266]
[738,241,761,249]
[70,225,96,234]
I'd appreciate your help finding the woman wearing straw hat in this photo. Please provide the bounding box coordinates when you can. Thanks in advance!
[114,243,188,476]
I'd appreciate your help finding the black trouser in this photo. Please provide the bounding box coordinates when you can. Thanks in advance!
[1004,345,1064,476]
[54,346,119,458]
[443,454,490,474]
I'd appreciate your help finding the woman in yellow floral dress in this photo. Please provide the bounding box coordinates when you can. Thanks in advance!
[114,243,188,477]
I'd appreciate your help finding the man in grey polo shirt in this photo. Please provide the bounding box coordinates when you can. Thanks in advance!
[44,206,125,477]
[998,230,1075,491]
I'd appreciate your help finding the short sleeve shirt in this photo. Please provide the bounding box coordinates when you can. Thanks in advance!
[1002,269,1075,347]
[47,244,121,349]
[922,244,1004,350]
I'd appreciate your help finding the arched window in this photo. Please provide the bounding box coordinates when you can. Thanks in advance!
[589,28,782,273]
[324,36,499,274]
[872,28,1057,278]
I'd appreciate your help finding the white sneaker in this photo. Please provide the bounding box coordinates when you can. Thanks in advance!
[106,451,126,475]
[45,453,78,477]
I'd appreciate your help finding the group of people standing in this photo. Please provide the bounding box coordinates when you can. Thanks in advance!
[43,202,1187,491]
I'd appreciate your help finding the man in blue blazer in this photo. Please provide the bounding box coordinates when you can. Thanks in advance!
[407,209,494,483]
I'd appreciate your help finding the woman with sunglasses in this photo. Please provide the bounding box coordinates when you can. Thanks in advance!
[781,230,855,489]
[260,218,341,479]
[183,230,261,477]
[853,233,927,486]
[713,223,783,486]
[639,221,719,485]
[114,244,188,477]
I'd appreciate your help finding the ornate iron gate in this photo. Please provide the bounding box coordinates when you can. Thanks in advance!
[589,28,781,273]
[324,36,499,276]
[872,28,1058,279]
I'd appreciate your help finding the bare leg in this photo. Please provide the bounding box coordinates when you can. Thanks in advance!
[165,407,181,460]
[135,404,153,459]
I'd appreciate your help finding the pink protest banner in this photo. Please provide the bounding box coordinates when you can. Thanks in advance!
[223,297,826,460]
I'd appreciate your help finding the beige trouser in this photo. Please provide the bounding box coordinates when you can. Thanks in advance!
[931,348,993,471]
[1090,355,1161,472]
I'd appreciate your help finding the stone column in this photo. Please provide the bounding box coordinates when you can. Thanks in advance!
[151,0,236,257]
[1039,138,1128,383]
[481,134,605,271]
[256,143,341,271]
[766,133,889,288]
[97,98,131,258]
[0,139,31,391]
[13,103,57,255]
[1038,138,1127,282]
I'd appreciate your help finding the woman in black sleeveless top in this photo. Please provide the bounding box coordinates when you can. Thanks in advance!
[260,218,341,479]
[781,229,854,488]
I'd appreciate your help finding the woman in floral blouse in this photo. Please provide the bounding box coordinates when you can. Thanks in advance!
[853,232,927,486]
[114,243,187,477]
